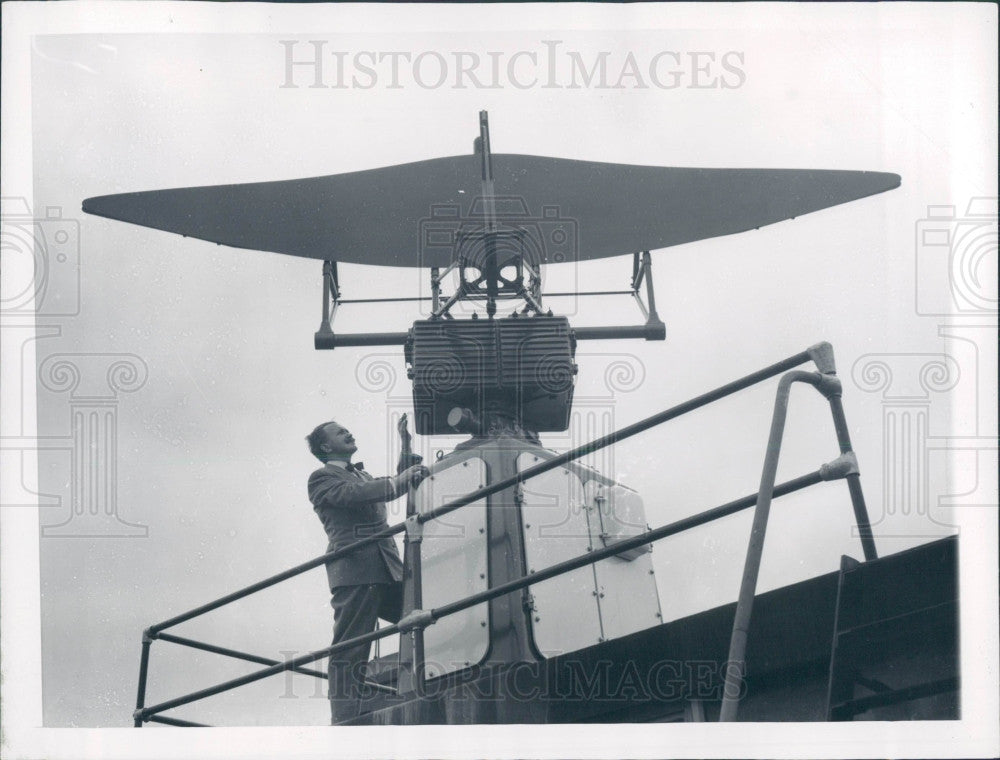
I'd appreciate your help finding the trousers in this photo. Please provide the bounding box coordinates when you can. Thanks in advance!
[328,582,403,724]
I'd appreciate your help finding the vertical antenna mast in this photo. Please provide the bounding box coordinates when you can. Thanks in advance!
[478,110,499,317]
[479,110,496,233]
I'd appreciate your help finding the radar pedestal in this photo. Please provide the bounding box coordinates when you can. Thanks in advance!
[388,435,662,723]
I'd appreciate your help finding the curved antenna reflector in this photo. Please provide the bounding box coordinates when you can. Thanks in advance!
[83,154,900,268]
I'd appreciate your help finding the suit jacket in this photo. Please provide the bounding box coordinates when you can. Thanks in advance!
[308,454,421,590]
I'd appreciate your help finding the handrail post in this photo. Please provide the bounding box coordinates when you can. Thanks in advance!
[403,513,426,694]
[134,628,154,727]
[719,371,834,721]
[827,393,878,561]
[808,341,877,561]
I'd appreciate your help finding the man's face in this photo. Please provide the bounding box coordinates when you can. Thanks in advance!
[321,422,357,460]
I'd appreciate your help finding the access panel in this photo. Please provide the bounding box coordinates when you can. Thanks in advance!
[414,456,489,678]
[517,453,604,656]
[583,481,662,641]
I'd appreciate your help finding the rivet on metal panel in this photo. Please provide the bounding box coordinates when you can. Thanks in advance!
[592,590,597,596]
[479,573,486,579]
[479,528,485,534]
[529,568,535,574]
[462,461,468,467]
[655,612,662,618]
[599,593,605,598]
[525,523,531,529]
[649,569,655,575]
[535,616,541,622]
[465,661,470,666]
[598,637,605,643]
[586,546,592,552]
[481,621,487,627]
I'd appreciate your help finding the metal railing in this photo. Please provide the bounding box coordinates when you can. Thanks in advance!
[132,341,877,726]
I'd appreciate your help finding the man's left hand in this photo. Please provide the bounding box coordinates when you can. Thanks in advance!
[397,413,412,442]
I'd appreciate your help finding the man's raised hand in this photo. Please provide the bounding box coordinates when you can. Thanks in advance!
[397,413,412,442]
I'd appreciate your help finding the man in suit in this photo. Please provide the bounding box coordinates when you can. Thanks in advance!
[306,415,429,725]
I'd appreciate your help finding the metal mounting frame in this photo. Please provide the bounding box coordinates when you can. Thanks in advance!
[314,248,666,349]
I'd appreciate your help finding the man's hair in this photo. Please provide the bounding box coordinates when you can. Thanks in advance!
[306,421,335,462]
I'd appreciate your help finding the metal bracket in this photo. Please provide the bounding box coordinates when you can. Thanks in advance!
[397,608,434,633]
[142,627,156,644]
[630,251,666,338]
[513,483,524,506]
[812,372,843,400]
[807,341,837,375]
[314,260,340,347]
[132,709,146,723]
[405,514,424,544]
[522,591,537,612]
[820,451,860,481]
[430,266,441,312]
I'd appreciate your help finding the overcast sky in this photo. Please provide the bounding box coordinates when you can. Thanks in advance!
[5,1,996,748]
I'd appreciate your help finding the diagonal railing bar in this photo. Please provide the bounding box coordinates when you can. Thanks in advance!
[719,370,843,721]
[409,346,829,528]
[135,467,833,722]
[146,715,212,728]
[154,632,327,679]
[422,472,836,624]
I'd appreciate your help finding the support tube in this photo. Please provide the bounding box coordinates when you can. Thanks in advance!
[155,631,327,679]
[827,394,878,561]
[719,371,834,722]
[133,633,152,728]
